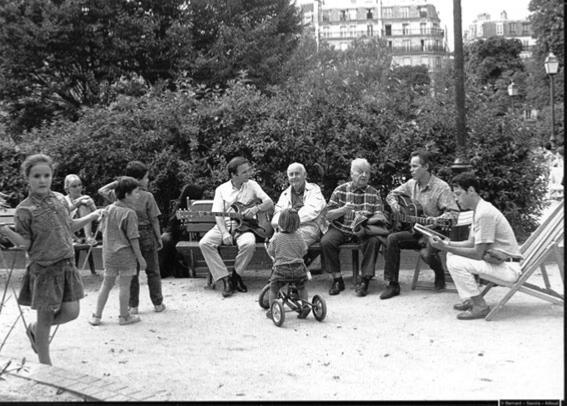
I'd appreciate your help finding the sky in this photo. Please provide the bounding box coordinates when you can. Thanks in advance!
[298,0,533,51]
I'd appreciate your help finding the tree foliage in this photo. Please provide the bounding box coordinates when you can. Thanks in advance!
[2,38,547,241]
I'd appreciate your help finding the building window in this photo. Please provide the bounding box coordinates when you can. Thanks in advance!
[418,7,427,18]
[340,26,346,37]
[388,40,392,49]
[322,26,329,38]
[340,10,347,21]
[403,39,411,51]
[400,7,409,18]
[367,24,374,36]
[385,24,392,36]
[322,11,330,22]
[383,7,392,18]
[349,25,356,38]
[522,22,529,34]
[420,22,427,35]
[367,9,373,19]
[348,9,357,21]
[509,23,516,35]
[421,39,425,51]
[402,23,409,35]
[496,23,503,35]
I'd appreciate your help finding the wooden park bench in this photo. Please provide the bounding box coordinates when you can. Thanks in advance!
[175,200,368,286]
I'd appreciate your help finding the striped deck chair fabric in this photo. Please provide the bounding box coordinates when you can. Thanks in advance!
[480,200,564,321]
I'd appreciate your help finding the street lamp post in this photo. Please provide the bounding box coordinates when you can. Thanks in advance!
[451,0,471,173]
[544,52,559,147]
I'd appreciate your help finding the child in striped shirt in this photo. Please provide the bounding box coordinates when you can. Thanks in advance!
[266,209,311,319]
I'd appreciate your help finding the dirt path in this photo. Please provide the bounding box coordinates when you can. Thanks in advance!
[0,263,563,401]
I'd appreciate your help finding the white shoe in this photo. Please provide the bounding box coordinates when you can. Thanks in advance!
[119,314,141,325]
[88,314,102,326]
[154,303,166,313]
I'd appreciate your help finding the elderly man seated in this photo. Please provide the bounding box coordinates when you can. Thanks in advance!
[271,162,327,250]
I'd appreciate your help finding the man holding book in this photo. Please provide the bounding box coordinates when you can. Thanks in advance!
[428,172,523,320]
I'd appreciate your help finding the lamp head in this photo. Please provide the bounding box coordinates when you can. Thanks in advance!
[544,52,559,75]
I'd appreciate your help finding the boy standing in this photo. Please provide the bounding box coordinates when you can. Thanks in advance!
[98,161,165,313]
[89,176,146,325]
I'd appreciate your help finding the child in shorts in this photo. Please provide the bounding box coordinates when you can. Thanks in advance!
[98,161,165,314]
[266,208,311,320]
[0,154,102,365]
[89,176,147,326]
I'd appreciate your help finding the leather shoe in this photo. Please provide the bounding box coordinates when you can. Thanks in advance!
[355,277,370,297]
[221,276,234,298]
[329,277,345,295]
[453,299,473,311]
[457,306,490,320]
[380,282,400,300]
[232,272,248,293]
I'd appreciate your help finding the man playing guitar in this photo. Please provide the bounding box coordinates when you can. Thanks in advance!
[199,157,274,298]
[381,150,459,299]
[322,158,388,297]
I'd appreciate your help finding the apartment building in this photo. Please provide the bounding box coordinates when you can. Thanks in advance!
[464,11,536,59]
[299,0,448,71]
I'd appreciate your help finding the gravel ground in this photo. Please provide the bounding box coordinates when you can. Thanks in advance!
[0,258,563,402]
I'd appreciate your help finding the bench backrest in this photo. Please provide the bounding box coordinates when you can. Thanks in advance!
[0,208,16,226]
[182,200,216,240]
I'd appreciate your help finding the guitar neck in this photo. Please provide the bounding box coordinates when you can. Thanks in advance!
[391,213,433,225]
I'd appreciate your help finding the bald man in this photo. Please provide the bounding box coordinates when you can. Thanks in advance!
[271,163,327,248]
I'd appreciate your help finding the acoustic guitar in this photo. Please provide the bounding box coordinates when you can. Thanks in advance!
[387,194,453,233]
[176,199,274,239]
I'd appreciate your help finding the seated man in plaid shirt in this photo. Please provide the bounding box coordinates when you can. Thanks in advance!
[321,158,388,297]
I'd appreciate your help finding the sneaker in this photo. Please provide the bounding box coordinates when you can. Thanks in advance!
[379,282,400,300]
[88,314,102,326]
[154,303,166,313]
[265,310,272,319]
[328,277,345,295]
[119,314,141,325]
[128,307,139,315]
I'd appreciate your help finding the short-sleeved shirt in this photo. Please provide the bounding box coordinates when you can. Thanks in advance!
[327,182,386,228]
[15,191,75,266]
[472,199,522,258]
[99,185,160,227]
[212,179,270,228]
[267,231,308,266]
[102,201,140,269]
[386,174,459,222]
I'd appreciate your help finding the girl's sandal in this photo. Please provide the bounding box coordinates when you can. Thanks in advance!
[25,324,38,354]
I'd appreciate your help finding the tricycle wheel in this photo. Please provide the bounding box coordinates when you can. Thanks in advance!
[258,284,270,309]
[312,295,327,321]
[271,300,285,327]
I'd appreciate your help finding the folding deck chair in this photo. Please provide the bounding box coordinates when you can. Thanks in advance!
[479,200,564,321]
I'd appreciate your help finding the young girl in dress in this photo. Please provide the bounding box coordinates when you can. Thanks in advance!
[0,154,102,365]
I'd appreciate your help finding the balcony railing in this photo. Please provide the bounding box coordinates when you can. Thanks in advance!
[388,45,446,54]
[383,28,444,37]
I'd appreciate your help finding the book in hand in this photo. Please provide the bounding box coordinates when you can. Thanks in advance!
[413,223,449,241]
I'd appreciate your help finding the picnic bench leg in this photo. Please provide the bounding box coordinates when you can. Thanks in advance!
[352,250,359,287]
[411,256,422,290]
[552,245,564,285]
[188,250,196,278]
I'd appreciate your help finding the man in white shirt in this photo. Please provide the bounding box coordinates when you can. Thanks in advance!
[271,162,327,247]
[199,157,274,298]
[429,172,522,320]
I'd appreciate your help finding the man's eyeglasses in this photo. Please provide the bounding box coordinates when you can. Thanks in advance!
[70,184,82,188]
